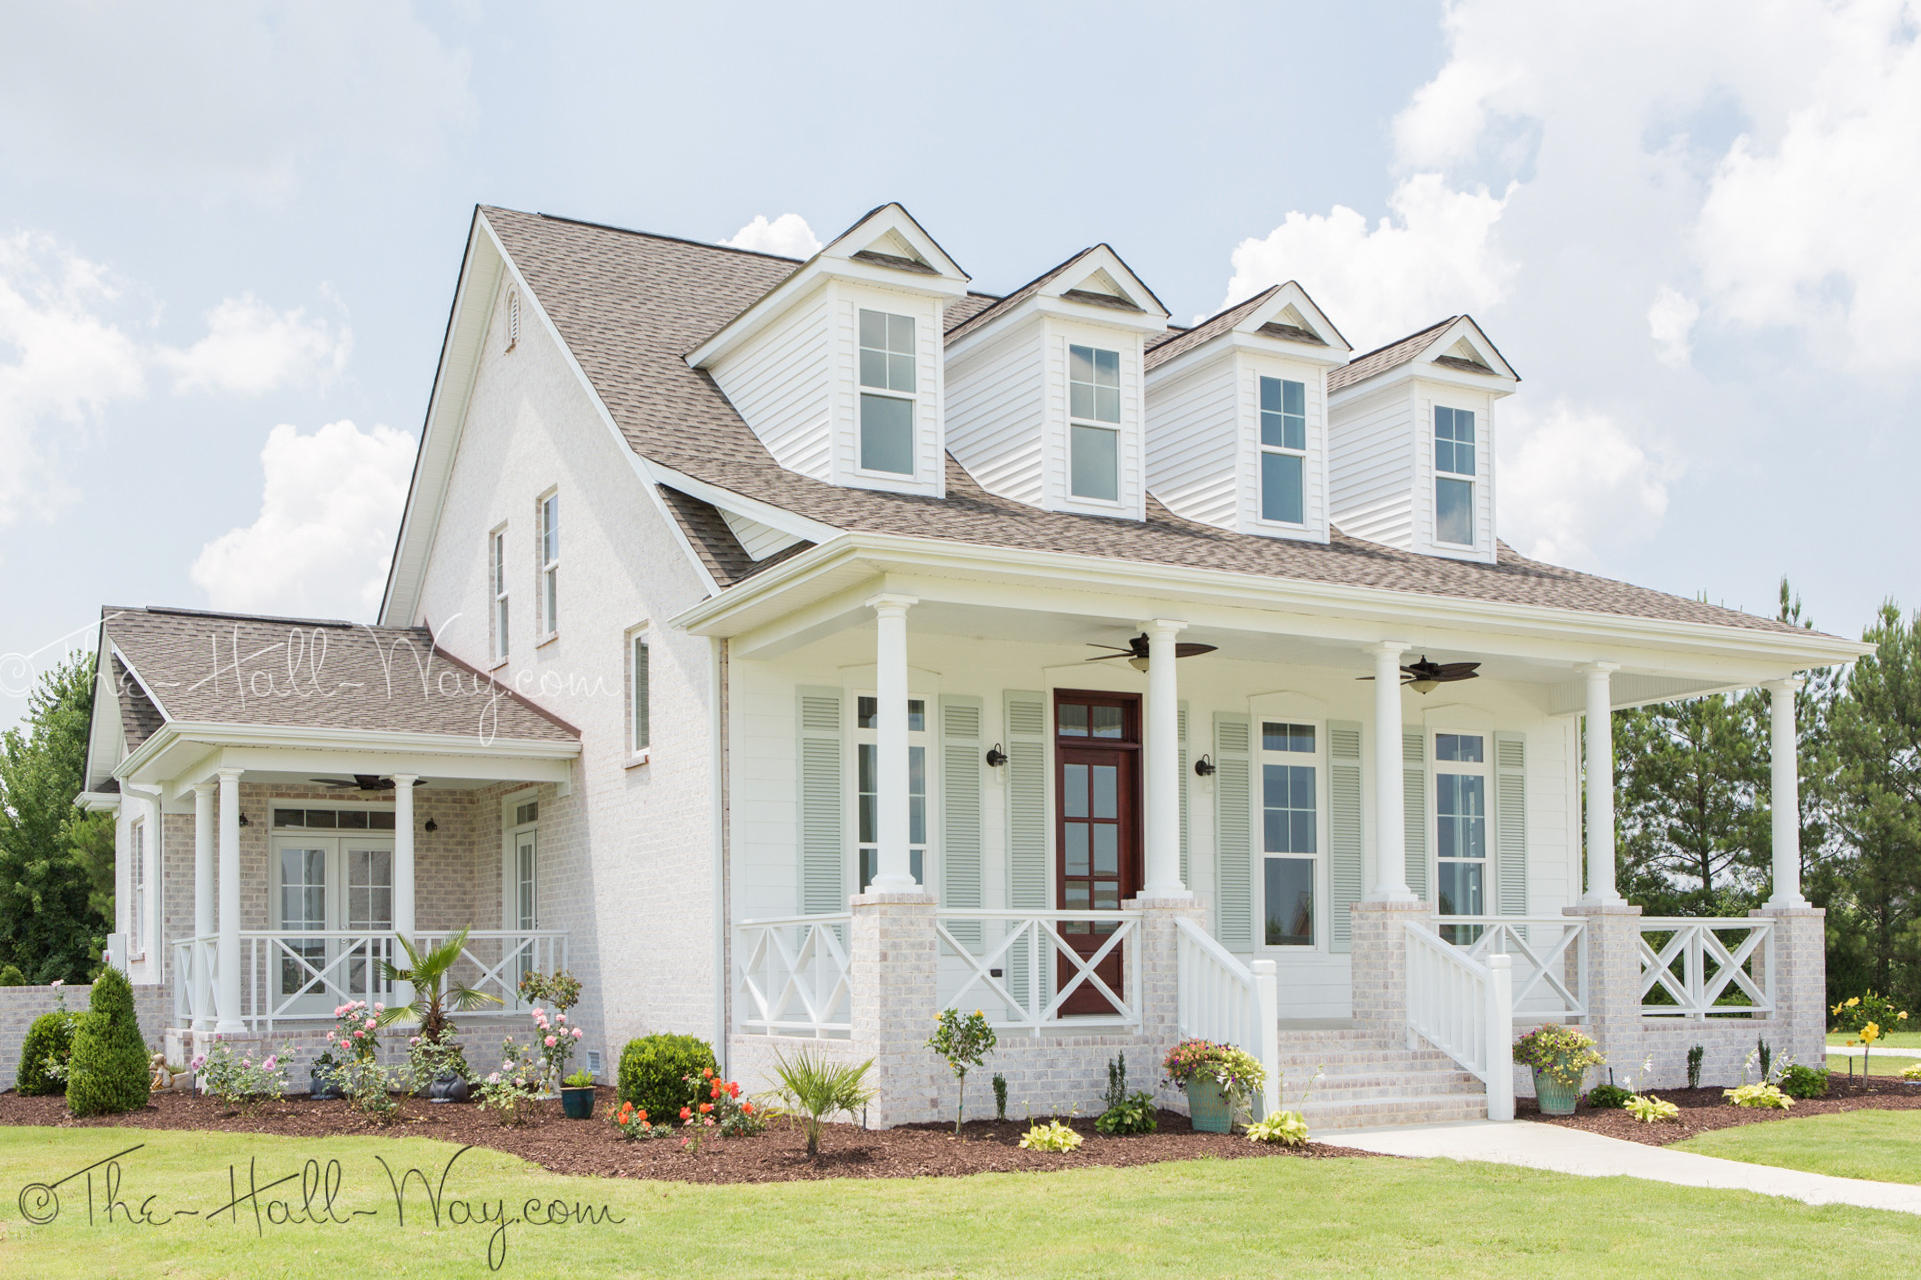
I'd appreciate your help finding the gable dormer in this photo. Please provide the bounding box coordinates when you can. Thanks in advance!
[1143,282,1351,543]
[943,246,1170,520]
[1326,315,1518,563]
[688,203,970,498]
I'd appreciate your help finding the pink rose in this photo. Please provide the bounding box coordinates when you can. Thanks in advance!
[544,1035,557,1048]
[354,1030,366,1038]
[571,1028,583,1039]
[557,1012,566,1023]
[365,1018,376,1029]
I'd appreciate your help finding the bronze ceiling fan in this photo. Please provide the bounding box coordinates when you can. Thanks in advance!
[1359,655,1481,695]
[309,775,428,791]
[1086,632,1219,672]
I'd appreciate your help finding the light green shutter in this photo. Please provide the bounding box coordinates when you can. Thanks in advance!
[797,687,844,915]
[1403,728,1428,902]
[942,696,984,948]
[1327,720,1364,953]
[1004,690,1049,1012]
[1214,713,1253,952]
[1495,730,1528,915]
[1178,702,1190,888]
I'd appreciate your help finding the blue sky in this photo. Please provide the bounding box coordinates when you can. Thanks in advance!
[2,1,1916,729]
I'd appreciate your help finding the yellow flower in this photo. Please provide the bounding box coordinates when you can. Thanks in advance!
[1901,1012,1910,1020]
[1863,1022,1882,1044]
[1848,997,1861,1007]
[974,1010,983,1018]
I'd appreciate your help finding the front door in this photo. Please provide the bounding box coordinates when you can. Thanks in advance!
[270,808,395,1015]
[1054,691,1141,1015]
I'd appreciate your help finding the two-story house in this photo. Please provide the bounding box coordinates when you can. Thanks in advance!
[80,202,1865,1128]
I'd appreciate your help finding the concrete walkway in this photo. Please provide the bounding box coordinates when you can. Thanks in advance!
[1338,1119,1921,1216]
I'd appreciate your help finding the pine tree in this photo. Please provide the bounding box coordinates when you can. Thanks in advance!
[65,967,151,1116]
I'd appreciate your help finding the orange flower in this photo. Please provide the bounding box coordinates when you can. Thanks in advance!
[637,1109,647,1122]
[702,1067,714,1079]
[727,1081,741,1099]
[711,1083,722,1098]
[680,1106,691,1120]
[699,1102,713,1114]
[742,1102,755,1115]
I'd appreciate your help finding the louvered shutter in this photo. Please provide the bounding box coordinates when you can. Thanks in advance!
[1403,728,1428,902]
[1178,702,1190,888]
[1004,691,1049,1012]
[1214,713,1253,952]
[941,696,985,948]
[1327,720,1364,953]
[797,688,845,915]
[1495,730,1528,915]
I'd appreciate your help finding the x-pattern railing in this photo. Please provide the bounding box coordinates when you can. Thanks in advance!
[1638,918,1773,1017]
[936,910,1141,1031]
[1448,918,1587,1017]
[735,915,853,1037]
[249,931,397,1030]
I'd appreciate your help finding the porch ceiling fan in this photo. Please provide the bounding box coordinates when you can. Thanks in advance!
[1085,632,1219,672]
[1359,655,1481,695]
[309,775,428,791]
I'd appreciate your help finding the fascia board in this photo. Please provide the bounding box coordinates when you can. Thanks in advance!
[120,721,582,785]
[110,642,172,721]
[1147,330,1347,385]
[1420,316,1518,381]
[669,530,1871,670]
[1031,294,1168,335]
[637,460,843,543]
[82,625,121,790]
[1329,360,1517,407]
[823,203,971,281]
[689,259,965,369]
[1266,282,1353,354]
[1039,245,1171,320]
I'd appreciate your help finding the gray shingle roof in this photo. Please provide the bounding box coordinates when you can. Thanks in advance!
[939,246,1100,345]
[110,656,165,750]
[481,206,1811,638]
[1327,317,1458,393]
[656,486,815,588]
[1145,287,1281,370]
[102,607,578,743]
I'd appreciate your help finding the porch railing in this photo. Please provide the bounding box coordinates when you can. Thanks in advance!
[1405,923,1514,1121]
[734,915,853,1038]
[936,910,1143,1034]
[1638,917,1774,1018]
[1174,917,1280,1115]
[1444,917,1587,1019]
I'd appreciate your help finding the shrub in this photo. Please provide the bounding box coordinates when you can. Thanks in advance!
[530,1005,585,1090]
[477,1038,541,1126]
[677,1068,764,1153]
[770,1049,875,1158]
[1245,1112,1309,1145]
[0,963,26,986]
[1094,1052,1156,1135]
[1511,1025,1605,1088]
[1831,990,1909,1038]
[399,1035,473,1096]
[1584,1084,1633,1110]
[65,968,150,1116]
[1018,1119,1082,1152]
[1780,1064,1831,1099]
[1627,1094,1680,1123]
[1724,1082,1793,1110]
[16,1012,76,1096]
[992,1072,1008,1121]
[927,1008,996,1133]
[193,1041,295,1109]
[612,1099,671,1140]
[329,1056,397,1119]
[618,1034,717,1119]
[1687,1045,1705,1089]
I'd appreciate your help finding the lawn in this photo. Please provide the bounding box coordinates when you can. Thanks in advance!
[1675,1110,1921,1185]
[1,1127,1919,1277]
[1828,1030,1921,1050]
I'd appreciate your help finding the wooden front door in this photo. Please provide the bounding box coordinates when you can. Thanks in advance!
[1054,691,1141,1016]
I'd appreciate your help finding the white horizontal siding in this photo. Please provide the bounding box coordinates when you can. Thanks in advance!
[1145,353,1238,529]
[720,509,805,560]
[945,319,1047,506]
[710,289,832,482]
[1329,382,1414,548]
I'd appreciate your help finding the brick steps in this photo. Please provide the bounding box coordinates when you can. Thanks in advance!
[1269,1027,1491,1131]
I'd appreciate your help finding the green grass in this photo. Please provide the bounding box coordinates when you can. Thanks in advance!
[1828,1030,1921,1050]
[1675,1110,1921,1185]
[1826,1050,1921,1077]
[2,1127,1921,1277]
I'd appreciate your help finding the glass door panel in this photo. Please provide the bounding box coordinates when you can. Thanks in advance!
[345,845,394,997]
[1054,691,1141,1017]
[278,844,328,1002]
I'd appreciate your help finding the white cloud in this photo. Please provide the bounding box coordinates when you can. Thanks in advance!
[1216,174,1516,349]
[724,214,822,259]
[1498,401,1674,568]
[1647,286,1701,369]
[190,420,415,620]
[159,294,351,395]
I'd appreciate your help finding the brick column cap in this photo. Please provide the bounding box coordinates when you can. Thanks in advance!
[1351,900,1435,916]
[1751,905,1825,919]
[1563,903,1643,917]
[850,891,938,907]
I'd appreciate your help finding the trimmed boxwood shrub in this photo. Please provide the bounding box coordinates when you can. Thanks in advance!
[1779,1063,1831,1099]
[618,1034,717,1120]
[65,968,150,1116]
[0,963,27,987]
[16,1012,76,1095]
[1583,1084,1633,1110]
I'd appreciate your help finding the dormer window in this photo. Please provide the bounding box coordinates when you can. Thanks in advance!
[1434,406,1476,546]
[1259,376,1307,525]
[1069,344,1121,501]
[858,309,916,476]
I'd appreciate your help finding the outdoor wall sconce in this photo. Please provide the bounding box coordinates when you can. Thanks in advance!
[236,811,250,827]
[423,817,438,834]
[1194,755,1216,777]
[985,744,1007,768]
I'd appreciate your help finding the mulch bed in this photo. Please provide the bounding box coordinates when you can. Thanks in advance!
[0,1088,1373,1183]
[1521,1076,1921,1146]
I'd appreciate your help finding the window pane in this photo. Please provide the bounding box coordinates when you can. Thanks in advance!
[859,309,886,350]
[887,313,914,355]
[907,699,925,732]
[858,695,877,729]
[1092,880,1120,910]
[1090,705,1123,738]
[1264,857,1314,946]
[1070,345,1122,423]
[634,635,650,751]
[1436,860,1484,917]
[1259,375,1284,414]
[274,809,303,828]
[1263,763,1316,854]
[888,352,915,394]
[1065,824,1089,876]
[1093,348,1119,385]
[1091,764,1118,818]
[1436,476,1474,545]
[1092,825,1118,875]
[1070,344,1094,385]
[1436,733,1484,763]
[1070,425,1119,501]
[306,809,336,829]
[1063,763,1088,818]
[1261,451,1304,524]
[1094,385,1120,423]
[1065,882,1091,910]
[1262,722,1314,753]
[909,746,925,845]
[1282,379,1305,418]
[370,811,396,831]
[337,810,368,830]
[858,743,877,843]
[1059,703,1088,736]
[860,394,915,475]
[859,347,888,388]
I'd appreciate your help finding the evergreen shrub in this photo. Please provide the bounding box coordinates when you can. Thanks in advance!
[64,968,150,1116]
[0,964,26,986]
[16,1012,74,1095]
[617,1033,716,1119]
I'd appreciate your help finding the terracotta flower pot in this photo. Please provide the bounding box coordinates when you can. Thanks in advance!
[1186,1075,1232,1133]
[560,1086,596,1120]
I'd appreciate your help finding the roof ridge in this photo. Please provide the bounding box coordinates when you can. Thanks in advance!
[127,604,386,630]
[1344,315,1458,365]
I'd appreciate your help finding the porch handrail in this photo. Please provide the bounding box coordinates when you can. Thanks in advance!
[1443,917,1587,1019]
[1405,923,1514,1121]
[734,914,854,1038]
[1637,917,1774,1018]
[935,909,1143,1034]
[1173,917,1280,1116]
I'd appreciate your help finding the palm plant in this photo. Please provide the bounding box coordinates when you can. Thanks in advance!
[376,928,501,1043]
[771,1049,876,1158]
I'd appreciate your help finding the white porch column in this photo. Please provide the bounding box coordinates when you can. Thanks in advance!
[192,782,215,1032]
[1765,678,1809,908]
[1141,618,1191,898]
[1366,642,1414,901]
[1579,663,1623,904]
[393,775,417,940]
[867,594,920,892]
[215,768,245,1034]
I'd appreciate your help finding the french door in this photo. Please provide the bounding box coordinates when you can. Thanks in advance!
[271,834,394,1014]
[1054,691,1141,1016]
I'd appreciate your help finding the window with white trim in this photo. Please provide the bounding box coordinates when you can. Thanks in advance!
[629,628,650,757]
[855,695,925,890]
[1434,406,1475,546]
[858,309,916,476]
[490,527,510,663]
[1259,722,1318,947]
[537,492,559,638]
[508,798,538,982]
[129,820,146,958]
[1068,343,1121,502]
[1258,376,1307,525]
[1434,732,1488,942]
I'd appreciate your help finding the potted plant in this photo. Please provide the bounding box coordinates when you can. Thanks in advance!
[1513,1024,1604,1115]
[1162,1039,1266,1133]
[378,929,501,1102]
[561,1069,597,1119]
[309,1050,346,1100]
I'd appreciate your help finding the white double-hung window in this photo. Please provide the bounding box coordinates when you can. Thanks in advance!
[537,492,559,638]
[128,820,146,959]
[629,627,650,759]
[1260,721,1318,947]
[1068,343,1121,502]
[854,695,926,890]
[858,309,916,476]
[1258,376,1307,525]
[1434,406,1475,546]
[490,527,510,663]
[1434,732,1489,941]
